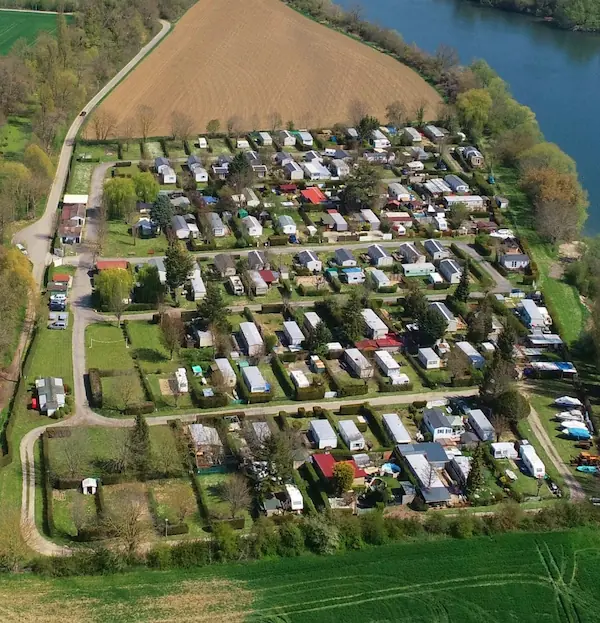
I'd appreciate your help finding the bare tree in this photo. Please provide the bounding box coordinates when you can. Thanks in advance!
[386,100,405,128]
[110,434,132,474]
[109,285,128,327]
[113,374,139,412]
[489,411,511,443]
[249,113,260,133]
[171,487,195,523]
[268,111,282,132]
[226,115,242,137]
[209,321,232,358]
[219,474,251,519]
[348,99,368,126]
[71,493,90,535]
[137,104,155,142]
[153,440,181,476]
[299,110,313,130]
[91,109,117,140]
[170,110,194,142]
[413,99,428,127]
[102,487,151,557]
[160,313,184,360]
[120,117,135,151]
[61,429,89,478]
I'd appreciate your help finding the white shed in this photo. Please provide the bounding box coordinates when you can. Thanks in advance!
[309,419,338,449]
[81,477,98,495]
[344,348,374,379]
[214,358,237,388]
[303,311,322,333]
[175,367,189,393]
[241,215,263,238]
[239,322,264,356]
[491,442,518,459]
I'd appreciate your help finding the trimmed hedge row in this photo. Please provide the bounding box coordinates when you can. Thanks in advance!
[298,462,330,511]
[88,368,103,408]
[360,405,390,447]
[271,355,295,397]
[41,433,55,538]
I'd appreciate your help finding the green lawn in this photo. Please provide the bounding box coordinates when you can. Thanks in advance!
[197,472,251,526]
[0,11,70,54]
[150,478,204,534]
[28,313,73,385]
[101,374,146,411]
[51,489,97,538]
[0,115,32,160]
[74,143,120,162]
[85,323,134,371]
[127,321,171,370]
[102,221,168,258]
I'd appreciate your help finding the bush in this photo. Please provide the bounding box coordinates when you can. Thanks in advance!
[268,235,289,246]
[41,433,54,537]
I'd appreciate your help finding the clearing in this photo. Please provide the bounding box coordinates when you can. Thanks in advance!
[90,0,441,136]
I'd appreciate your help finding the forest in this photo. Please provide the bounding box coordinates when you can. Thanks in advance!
[465,0,600,32]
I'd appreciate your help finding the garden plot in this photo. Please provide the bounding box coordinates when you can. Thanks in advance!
[75,143,120,162]
[86,323,134,371]
[67,162,94,194]
[144,141,164,158]
[197,472,251,527]
[100,374,146,411]
[150,478,203,534]
[51,489,97,538]
[103,482,153,519]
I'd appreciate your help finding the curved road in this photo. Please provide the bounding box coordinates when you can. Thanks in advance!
[13,19,171,286]
[17,19,172,555]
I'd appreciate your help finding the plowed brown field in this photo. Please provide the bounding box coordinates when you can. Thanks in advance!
[91,0,442,137]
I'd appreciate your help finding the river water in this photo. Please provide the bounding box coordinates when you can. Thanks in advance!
[336,0,600,234]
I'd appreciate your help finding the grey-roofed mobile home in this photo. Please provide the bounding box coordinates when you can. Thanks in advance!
[207,212,226,237]
[382,413,411,444]
[338,420,366,451]
[214,253,236,277]
[335,248,357,267]
[367,244,393,267]
[344,348,374,379]
[444,174,470,194]
[429,301,458,332]
[467,408,495,441]
[439,258,463,284]
[309,419,338,449]
[283,321,304,346]
[239,321,264,356]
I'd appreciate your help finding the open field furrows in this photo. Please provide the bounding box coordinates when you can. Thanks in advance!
[0,530,599,621]
[91,0,441,137]
[0,11,64,55]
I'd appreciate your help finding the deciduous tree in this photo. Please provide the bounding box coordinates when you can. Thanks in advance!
[102,486,151,558]
[103,177,136,220]
[170,110,194,142]
[160,313,184,360]
[456,88,492,138]
[219,474,252,519]
[164,241,194,295]
[206,119,220,134]
[94,268,133,323]
[137,104,155,141]
[91,109,117,140]
[341,290,364,343]
[332,462,355,495]
[385,100,405,128]
[150,193,173,231]
[133,171,159,203]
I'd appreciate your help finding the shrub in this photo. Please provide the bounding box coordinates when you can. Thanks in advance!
[124,401,155,415]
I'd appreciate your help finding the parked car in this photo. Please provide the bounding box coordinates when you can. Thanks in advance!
[49,302,66,312]
[48,321,67,330]
[15,243,27,256]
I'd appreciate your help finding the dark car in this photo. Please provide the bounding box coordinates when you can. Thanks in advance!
[79,111,87,117]
[49,302,66,312]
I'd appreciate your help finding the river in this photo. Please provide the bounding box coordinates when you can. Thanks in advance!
[336,0,600,234]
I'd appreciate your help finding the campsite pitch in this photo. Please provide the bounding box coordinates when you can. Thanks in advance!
[91,0,442,136]
[0,11,65,55]
[1,529,599,621]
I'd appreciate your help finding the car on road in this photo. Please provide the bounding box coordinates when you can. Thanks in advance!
[15,243,28,256]
[79,111,87,117]
[49,302,66,312]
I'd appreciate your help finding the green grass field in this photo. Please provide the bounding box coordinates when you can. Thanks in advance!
[0,529,599,621]
[0,11,67,55]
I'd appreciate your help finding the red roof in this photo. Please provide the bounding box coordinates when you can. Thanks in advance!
[301,187,326,204]
[312,453,367,479]
[52,274,70,283]
[376,335,402,348]
[280,184,297,192]
[326,209,339,215]
[96,260,129,271]
[258,270,278,284]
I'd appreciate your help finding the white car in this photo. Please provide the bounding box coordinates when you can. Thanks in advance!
[16,243,28,256]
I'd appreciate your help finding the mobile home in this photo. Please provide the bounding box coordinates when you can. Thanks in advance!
[339,420,366,451]
[344,348,374,379]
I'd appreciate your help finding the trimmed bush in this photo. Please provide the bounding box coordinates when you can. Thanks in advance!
[88,368,103,408]
[124,401,155,415]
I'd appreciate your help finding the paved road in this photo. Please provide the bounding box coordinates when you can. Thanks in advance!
[16,20,172,554]
[522,389,584,501]
[12,19,171,286]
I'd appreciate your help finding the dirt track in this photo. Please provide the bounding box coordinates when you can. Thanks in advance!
[92,0,441,136]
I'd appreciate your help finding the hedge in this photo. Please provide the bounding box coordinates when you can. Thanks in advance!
[243,306,256,323]
[269,235,289,246]
[124,401,155,415]
[378,377,414,393]
[295,384,326,401]
[95,480,106,517]
[271,355,295,397]
[261,303,285,314]
[211,517,245,531]
[291,469,317,515]
[299,462,330,511]
[191,389,229,409]
[338,404,363,415]
[360,405,390,447]
[405,353,438,389]
[41,433,55,538]
[88,368,103,408]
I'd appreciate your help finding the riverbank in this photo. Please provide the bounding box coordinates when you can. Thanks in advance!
[461,0,600,33]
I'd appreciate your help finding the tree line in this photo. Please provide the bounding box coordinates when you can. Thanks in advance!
[463,0,600,32]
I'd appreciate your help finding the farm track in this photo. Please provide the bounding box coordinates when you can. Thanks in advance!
[92,0,441,136]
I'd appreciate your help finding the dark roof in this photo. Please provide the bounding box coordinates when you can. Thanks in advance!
[214,254,235,270]
[396,442,448,466]
[500,253,530,263]
[424,407,451,431]
[421,485,451,504]
[335,248,355,263]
